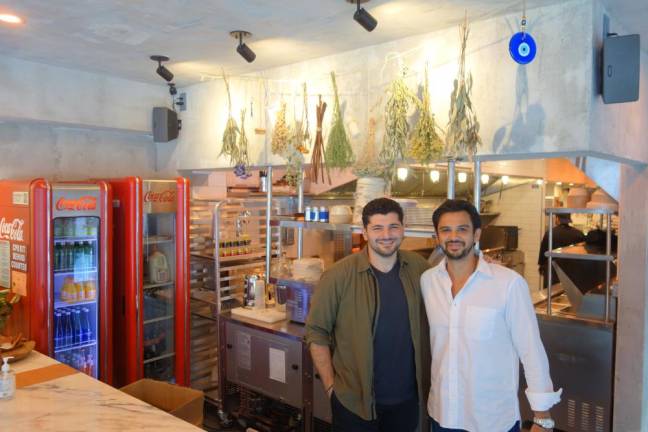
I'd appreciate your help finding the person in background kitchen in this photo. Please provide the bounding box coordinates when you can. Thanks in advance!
[537,213,585,288]
[421,199,562,432]
[306,197,430,432]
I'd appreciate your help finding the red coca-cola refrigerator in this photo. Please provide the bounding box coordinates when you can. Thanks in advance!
[109,177,190,387]
[0,179,112,383]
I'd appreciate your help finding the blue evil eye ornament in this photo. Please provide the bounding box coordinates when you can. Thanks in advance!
[509,32,536,64]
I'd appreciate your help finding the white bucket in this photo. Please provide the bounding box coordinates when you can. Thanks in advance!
[353,177,387,224]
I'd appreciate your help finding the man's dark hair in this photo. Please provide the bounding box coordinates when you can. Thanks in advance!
[556,213,572,224]
[432,199,481,232]
[362,198,404,227]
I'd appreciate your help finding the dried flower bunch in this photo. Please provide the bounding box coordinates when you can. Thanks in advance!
[271,102,291,156]
[220,72,240,164]
[310,96,330,184]
[353,117,385,178]
[381,67,416,177]
[325,72,354,168]
[408,63,444,165]
[446,16,482,158]
[233,108,251,178]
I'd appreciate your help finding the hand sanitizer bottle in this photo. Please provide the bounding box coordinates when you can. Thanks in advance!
[0,357,15,400]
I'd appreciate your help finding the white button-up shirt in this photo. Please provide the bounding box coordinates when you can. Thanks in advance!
[421,254,562,432]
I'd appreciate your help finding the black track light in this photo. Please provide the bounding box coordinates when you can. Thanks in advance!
[230,30,256,63]
[150,55,174,82]
[351,0,377,32]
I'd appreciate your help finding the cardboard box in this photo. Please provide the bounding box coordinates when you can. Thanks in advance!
[121,379,204,427]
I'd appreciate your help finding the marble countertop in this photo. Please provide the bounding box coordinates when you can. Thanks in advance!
[0,350,202,431]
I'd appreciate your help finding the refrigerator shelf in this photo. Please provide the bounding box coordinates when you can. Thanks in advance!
[143,351,176,365]
[191,311,218,322]
[54,340,97,354]
[54,236,98,244]
[143,315,174,325]
[143,281,175,290]
[54,267,98,275]
[54,299,97,309]
[143,237,174,246]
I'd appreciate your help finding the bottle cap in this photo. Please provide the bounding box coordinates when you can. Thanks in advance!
[1,357,13,372]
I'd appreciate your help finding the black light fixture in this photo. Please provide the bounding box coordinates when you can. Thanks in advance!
[230,30,256,63]
[348,0,377,32]
[150,55,174,82]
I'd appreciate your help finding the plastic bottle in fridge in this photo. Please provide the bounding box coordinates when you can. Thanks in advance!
[64,311,74,347]
[73,309,83,345]
[65,242,74,270]
[54,312,64,349]
[81,308,92,342]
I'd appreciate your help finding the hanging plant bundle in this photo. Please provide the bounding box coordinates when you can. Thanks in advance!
[408,64,444,165]
[325,72,354,168]
[219,72,240,164]
[353,117,384,178]
[299,82,311,153]
[283,133,305,187]
[446,17,482,159]
[310,96,330,184]
[233,108,251,179]
[381,68,415,177]
[271,102,291,156]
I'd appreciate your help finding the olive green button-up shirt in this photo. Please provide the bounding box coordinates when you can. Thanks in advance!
[305,247,430,421]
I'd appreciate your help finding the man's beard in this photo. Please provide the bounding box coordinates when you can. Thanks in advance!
[441,240,475,260]
[369,238,401,258]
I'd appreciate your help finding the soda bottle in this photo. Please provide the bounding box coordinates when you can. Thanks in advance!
[73,309,83,345]
[63,218,75,237]
[54,244,62,271]
[81,307,93,342]
[84,242,94,268]
[54,219,64,237]
[65,242,74,271]
[73,242,84,271]
[54,312,64,349]
[64,311,74,347]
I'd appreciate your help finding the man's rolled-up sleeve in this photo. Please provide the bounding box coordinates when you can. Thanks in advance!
[506,275,562,412]
[305,269,340,347]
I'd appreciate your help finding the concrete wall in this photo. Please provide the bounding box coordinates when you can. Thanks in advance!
[0,121,158,180]
[161,0,594,173]
[0,56,168,179]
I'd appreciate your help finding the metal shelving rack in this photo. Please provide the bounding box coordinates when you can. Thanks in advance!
[544,207,616,323]
[189,197,280,406]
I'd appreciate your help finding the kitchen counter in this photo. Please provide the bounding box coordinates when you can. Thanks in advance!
[221,310,306,341]
[0,350,202,431]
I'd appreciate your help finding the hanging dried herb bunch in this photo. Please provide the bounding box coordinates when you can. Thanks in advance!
[271,102,291,156]
[381,67,416,177]
[325,72,354,168]
[353,117,384,178]
[299,82,311,153]
[220,72,240,163]
[310,95,330,184]
[446,16,482,159]
[233,108,251,178]
[283,133,305,187]
[408,64,444,165]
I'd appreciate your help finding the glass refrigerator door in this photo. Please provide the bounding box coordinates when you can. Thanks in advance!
[142,212,176,382]
[52,217,100,378]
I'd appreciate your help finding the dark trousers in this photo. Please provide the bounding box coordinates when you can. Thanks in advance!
[331,392,419,432]
[430,417,520,432]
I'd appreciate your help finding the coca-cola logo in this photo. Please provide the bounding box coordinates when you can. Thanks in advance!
[56,196,97,211]
[0,218,24,241]
[144,190,176,203]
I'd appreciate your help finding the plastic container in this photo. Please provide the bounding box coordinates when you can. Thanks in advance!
[0,356,15,400]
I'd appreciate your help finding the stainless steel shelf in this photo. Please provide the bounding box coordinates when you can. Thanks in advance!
[143,351,176,364]
[54,340,97,354]
[273,219,436,238]
[143,314,174,325]
[143,281,175,290]
[545,207,617,215]
[545,252,614,262]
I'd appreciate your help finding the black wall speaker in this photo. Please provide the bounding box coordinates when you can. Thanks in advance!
[602,34,640,104]
[152,107,179,142]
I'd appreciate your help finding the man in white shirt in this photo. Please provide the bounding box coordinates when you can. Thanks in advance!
[421,199,561,432]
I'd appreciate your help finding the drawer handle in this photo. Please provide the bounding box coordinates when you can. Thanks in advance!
[291,364,299,371]
[226,343,233,349]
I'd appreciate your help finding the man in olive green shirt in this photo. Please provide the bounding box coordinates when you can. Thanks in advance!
[306,198,430,431]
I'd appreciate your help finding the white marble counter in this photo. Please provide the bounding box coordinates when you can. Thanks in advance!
[0,351,202,431]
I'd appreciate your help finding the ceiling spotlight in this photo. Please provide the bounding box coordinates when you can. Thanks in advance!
[396,167,409,181]
[348,0,377,32]
[231,30,256,63]
[501,175,510,185]
[150,55,174,82]
[481,174,490,185]
[429,170,440,183]
[458,172,468,183]
[0,13,23,24]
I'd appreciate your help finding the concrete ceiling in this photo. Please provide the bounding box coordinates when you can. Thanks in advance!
[0,0,644,86]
